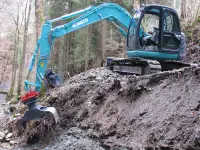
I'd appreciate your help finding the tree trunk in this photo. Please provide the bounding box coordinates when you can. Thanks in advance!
[97,20,107,67]
[33,0,44,84]
[59,37,64,79]
[173,0,181,17]
[85,0,92,71]
[85,26,90,71]
[52,39,59,72]
[0,54,10,85]
[35,0,44,41]
[17,0,32,95]
[0,91,7,95]
[65,1,73,77]
[134,0,140,9]
[64,34,69,79]
[10,3,20,96]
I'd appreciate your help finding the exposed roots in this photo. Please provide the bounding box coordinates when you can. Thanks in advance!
[16,118,55,145]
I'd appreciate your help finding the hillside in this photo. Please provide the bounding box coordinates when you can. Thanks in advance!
[21,66,200,150]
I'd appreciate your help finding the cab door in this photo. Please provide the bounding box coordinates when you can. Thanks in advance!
[161,9,181,53]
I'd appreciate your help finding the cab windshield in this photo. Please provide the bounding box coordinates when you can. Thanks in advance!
[140,13,159,35]
[127,10,141,50]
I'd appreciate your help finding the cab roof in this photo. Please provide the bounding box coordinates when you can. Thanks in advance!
[141,4,178,16]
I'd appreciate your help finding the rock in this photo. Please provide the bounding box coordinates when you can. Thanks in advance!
[0,131,5,142]
[0,131,5,139]
[10,140,17,145]
[5,137,11,142]
[6,133,12,139]
[0,143,12,149]
[4,129,8,134]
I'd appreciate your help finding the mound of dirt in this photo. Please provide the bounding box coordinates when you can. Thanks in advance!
[43,66,200,150]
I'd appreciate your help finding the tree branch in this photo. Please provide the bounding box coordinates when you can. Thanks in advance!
[0,91,7,95]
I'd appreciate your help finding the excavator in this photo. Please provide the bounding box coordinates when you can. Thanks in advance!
[17,2,194,131]
[109,4,191,75]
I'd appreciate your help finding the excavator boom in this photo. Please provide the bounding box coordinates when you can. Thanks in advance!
[26,2,132,92]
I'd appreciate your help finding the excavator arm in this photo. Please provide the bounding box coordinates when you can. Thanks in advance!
[25,2,132,92]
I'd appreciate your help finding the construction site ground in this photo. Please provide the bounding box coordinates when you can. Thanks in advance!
[9,66,200,150]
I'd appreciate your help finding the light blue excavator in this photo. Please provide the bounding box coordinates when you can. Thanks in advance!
[17,2,193,131]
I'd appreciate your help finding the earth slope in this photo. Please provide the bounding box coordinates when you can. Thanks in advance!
[42,67,200,150]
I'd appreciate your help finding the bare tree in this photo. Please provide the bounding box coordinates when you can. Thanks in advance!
[84,0,92,71]
[134,0,140,9]
[0,0,8,25]
[84,25,90,71]
[0,53,10,85]
[17,0,32,95]
[97,20,107,67]
[181,0,200,23]
[35,0,44,41]
[64,1,73,78]
[9,1,20,96]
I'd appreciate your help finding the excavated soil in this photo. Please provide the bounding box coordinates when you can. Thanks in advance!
[28,66,200,150]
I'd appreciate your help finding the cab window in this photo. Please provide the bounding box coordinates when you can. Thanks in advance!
[140,13,159,34]
[164,12,179,32]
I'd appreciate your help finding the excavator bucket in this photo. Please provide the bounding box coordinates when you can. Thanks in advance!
[43,107,59,123]
[16,91,59,135]
[17,69,62,134]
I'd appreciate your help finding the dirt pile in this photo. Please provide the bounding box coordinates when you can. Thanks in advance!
[44,66,200,150]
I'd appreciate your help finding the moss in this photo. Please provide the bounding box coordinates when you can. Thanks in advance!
[9,87,14,96]
[40,16,44,24]
[184,26,193,40]
[10,98,18,104]
[185,29,193,38]
[183,15,200,41]
[39,84,46,98]
[197,16,200,23]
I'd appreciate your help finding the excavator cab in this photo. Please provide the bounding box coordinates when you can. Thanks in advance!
[110,4,190,75]
[127,5,186,61]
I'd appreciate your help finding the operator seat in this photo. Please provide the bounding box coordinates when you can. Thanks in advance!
[150,27,159,46]
[142,27,159,51]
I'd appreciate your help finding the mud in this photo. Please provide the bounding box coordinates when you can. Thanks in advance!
[24,66,197,150]
[17,128,107,150]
